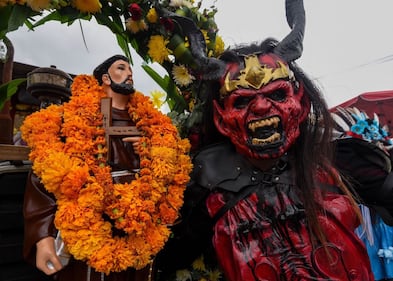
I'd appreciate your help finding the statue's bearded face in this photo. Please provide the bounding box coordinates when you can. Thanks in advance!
[105,59,135,95]
[213,54,310,159]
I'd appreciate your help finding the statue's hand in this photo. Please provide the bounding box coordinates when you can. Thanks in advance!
[36,236,63,275]
[123,136,141,155]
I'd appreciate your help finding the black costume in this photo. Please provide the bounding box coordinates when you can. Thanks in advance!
[157,142,373,281]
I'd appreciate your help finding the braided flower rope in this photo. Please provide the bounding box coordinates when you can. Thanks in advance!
[21,75,192,274]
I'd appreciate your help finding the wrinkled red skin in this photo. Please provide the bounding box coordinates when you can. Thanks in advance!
[213,54,310,160]
[206,191,373,281]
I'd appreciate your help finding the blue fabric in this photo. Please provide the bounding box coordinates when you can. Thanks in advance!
[357,213,393,280]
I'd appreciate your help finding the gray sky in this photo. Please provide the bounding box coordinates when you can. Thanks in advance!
[6,0,393,107]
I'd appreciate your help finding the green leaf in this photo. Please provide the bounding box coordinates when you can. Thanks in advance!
[8,5,38,31]
[141,64,168,90]
[32,8,91,28]
[0,78,26,111]
[115,33,132,61]
[93,9,132,59]
[0,6,13,39]
[166,79,187,113]
[141,64,187,113]
[94,14,120,34]
[23,17,35,30]
[0,5,38,38]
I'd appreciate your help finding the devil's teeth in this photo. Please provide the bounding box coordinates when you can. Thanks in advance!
[248,116,279,132]
[252,132,281,145]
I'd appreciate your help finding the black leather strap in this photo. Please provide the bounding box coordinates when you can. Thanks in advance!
[212,183,260,224]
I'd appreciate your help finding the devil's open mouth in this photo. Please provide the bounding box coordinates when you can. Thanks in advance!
[247,116,283,147]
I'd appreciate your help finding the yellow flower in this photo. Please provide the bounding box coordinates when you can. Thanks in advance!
[201,30,210,46]
[172,64,195,87]
[214,35,225,56]
[138,19,148,31]
[25,0,50,11]
[175,269,192,281]
[192,255,206,271]
[126,18,148,34]
[147,35,171,64]
[188,98,195,111]
[150,90,166,109]
[208,269,223,281]
[126,18,140,34]
[146,8,158,23]
[71,0,101,13]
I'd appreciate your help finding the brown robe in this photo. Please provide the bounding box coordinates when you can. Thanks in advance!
[23,108,151,281]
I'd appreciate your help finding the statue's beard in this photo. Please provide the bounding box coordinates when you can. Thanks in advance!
[108,75,135,95]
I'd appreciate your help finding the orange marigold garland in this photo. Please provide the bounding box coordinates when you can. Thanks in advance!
[20,75,193,274]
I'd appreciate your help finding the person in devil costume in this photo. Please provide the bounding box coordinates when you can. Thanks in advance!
[155,0,374,280]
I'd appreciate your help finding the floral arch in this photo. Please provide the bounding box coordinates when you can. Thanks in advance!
[0,0,225,137]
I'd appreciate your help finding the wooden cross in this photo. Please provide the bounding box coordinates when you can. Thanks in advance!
[101,97,140,161]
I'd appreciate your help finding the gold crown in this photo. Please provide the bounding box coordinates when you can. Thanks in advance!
[219,54,293,97]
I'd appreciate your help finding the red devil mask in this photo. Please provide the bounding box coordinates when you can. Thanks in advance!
[213,53,310,159]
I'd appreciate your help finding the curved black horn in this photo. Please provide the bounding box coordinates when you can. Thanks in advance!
[274,0,306,62]
[158,7,226,80]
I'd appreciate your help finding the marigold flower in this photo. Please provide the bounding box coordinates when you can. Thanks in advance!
[214,35,226,56]
[22,75,192,273]
[40,152,75,193]
[25,0,50,11]
[126,18,148,34]
[71,0,101,13]
[0,0,13,7]
[192,255,207,271]
[159,203,178,223]
[146,8,158,23]
[208,269,223,281]
[147,35,171,64]
[125,19,138,34]
[59,164,89,199]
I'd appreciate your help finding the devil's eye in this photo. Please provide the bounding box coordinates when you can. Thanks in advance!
[268,89,287,102]
[233,96,252,109]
